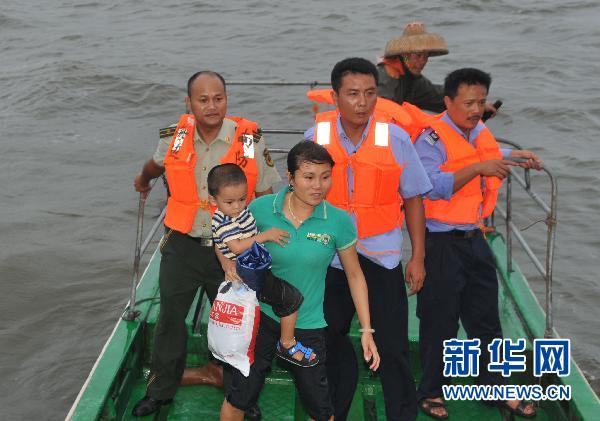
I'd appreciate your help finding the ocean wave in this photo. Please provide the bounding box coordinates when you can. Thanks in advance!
[6,61,182,119]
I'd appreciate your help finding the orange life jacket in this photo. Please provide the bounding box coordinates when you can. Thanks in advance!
[313,110,405,239]
[163,114,259,234]
[423,119,503,225]
[306,88,436,142]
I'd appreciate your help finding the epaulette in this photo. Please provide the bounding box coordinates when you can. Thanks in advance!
[159,124,177,139]
[252,127,262,143]
[425,130,440,146]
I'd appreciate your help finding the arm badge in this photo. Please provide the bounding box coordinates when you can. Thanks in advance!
[263,148,274,167]
[425,131,440,146]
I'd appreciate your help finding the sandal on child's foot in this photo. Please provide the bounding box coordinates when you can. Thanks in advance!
[276,340,319,367]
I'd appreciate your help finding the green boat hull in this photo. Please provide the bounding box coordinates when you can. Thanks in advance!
[67,232,600,420]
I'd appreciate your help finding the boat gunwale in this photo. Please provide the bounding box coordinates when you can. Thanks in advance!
[65,124,598,419]
[490,233,600,419]
[67,234,600,421]
[65,247,161,421]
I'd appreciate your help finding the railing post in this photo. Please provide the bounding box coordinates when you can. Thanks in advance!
[123,193,145,321]
[544,169,558,338]
[506,172,513,272]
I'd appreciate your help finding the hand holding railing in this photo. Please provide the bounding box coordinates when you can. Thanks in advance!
[495,139,558,339]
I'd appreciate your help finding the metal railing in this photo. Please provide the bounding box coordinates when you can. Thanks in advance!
[493,138,558,339]
[227,81,328,88]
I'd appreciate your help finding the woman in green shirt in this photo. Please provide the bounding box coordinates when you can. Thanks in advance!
[220,142,380,421]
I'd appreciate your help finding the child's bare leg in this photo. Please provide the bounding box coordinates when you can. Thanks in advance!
[279,311,316,362]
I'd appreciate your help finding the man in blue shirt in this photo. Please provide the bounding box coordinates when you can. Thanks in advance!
[305,57,432,421]
[414,68,540,419]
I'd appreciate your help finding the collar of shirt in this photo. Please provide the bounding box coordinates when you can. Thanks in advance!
[440,112,484,144]
[213,208,230,221]
[336,115,373,154]
[214,207,250,222]
[193,118,236,146]
[271,186,327,221]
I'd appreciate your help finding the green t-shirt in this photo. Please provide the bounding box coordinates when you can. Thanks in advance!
[248,188,357,329]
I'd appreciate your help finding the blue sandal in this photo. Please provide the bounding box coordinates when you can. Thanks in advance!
[276,340,319,367]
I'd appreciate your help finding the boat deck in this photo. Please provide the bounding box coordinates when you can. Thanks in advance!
[68,233,598,420]
[115,235,550,420]
[119,297,550,421]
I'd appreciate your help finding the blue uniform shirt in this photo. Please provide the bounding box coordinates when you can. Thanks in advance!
[304,115,432,269]
[414,112,510,232]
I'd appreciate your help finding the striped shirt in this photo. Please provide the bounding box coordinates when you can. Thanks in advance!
[212,208,258,259]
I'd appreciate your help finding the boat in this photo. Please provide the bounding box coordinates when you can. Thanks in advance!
[66,81,600,420]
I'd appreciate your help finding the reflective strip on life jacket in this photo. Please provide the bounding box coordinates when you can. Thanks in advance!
[313,111,404,239]
[316,121,331,145]
[307,88,425,142]
[163,114,259,233]
[375,122,389,147]
[220,116,259,202]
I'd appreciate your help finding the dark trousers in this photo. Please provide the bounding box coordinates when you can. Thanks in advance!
[416,230,506,402]
[258,271,304,318]
[324,255,417,421]
[147,229,223,400]
[224,314,333,421]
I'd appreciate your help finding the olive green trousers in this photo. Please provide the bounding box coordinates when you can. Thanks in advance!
[147,229,223,399]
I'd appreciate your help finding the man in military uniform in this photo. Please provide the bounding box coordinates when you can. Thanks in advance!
[132,71,280,418]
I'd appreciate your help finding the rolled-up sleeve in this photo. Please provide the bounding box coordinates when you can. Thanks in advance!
[414,131,454,201]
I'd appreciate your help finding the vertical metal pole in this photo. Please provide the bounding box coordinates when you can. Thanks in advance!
[123,193,145,321]
[544,170,558,338]
[506,172,513,272]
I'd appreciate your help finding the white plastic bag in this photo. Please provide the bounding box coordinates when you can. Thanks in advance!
[207,280,261,376]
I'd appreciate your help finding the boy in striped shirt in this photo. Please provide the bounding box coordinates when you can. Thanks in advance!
[208,164,318,367]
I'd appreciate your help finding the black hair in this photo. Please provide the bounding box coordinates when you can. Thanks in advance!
[187,71,227,97]
[444,68,491,99]
[287,141,335,174]
[330,57,378,93]
[207,163,247,196]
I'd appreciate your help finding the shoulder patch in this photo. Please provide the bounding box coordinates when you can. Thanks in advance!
[425,130,440,146]
[159,124,177,139]
[263,148,274,167]
[253,127,262,143]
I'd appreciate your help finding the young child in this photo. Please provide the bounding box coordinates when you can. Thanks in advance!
[208,163,318,367]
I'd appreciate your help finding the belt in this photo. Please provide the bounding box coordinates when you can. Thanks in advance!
[450,229,479,239]
[189,236,214,247]
[428,229,479,239]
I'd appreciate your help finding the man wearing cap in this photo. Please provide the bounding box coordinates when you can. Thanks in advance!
[378,22,498,117]
[132,71,280,418]
[414,68,540,419]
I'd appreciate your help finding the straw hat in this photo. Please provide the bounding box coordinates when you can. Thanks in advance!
[384,22,449,57]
